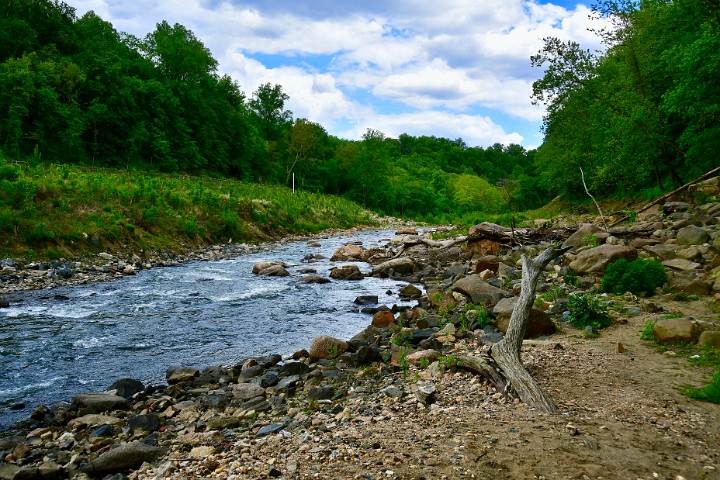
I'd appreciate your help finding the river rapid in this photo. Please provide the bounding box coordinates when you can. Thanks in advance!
[0,229,416,430]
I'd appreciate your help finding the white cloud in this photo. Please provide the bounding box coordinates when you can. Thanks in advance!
[70,0,607,147]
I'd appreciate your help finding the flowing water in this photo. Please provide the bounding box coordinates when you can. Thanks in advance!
[0,229,416,430]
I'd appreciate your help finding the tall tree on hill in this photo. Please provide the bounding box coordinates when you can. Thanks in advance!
[248,83,293,142]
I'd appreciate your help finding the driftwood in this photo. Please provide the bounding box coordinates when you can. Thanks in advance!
[456,244,572,414]
[466,222,575,248]
[608,166,720,227]
[393,235,468,257]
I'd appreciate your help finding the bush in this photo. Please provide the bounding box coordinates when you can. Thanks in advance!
[567,293,612,330]
[601,258,667,296]
[679,371,720,404]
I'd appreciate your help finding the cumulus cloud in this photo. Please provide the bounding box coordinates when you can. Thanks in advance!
[71,0,608,147]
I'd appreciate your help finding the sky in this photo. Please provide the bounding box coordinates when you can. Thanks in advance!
[70,0,607,149]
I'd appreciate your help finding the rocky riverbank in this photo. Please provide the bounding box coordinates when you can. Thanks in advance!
[1,200,720,480]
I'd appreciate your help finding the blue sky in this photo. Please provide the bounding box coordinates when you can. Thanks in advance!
[71,0,606,149]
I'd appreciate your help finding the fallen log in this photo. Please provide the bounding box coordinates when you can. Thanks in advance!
[608,166,720,227]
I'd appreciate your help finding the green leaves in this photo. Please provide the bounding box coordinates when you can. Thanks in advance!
[601,258,667,296]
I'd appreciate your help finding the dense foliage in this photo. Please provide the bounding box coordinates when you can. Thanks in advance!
[0,0,543,224]
[2,0,717,233]
[601,257,667,296]
[531,0,719,199]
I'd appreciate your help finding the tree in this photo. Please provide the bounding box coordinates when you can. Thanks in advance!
[248,83,293,141]
[287,118,327,186]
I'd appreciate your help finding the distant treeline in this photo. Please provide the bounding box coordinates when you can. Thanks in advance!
[1,0,717,223]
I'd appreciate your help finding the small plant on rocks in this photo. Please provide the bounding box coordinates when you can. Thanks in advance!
[640,320,656,341]
[567,293,611,330]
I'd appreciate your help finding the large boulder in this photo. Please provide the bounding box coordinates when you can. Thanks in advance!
[568,245,638,273]
[331,244,367,261]
[82,441,166,475]
[493,297,557,338]
[372,311,396,328]
[667,271,712,296]
[676,225,710,246]
[329,265,364,280]
[698,330,720,348]
[309,335,348,360]
[71,393,128,415]
[451,274,509,307]
[257,264,289,277]
[371,257,417,277]
[562,224,608,250]
[166,366,199,384]
[107,378,145,400]
[654,317,698,344]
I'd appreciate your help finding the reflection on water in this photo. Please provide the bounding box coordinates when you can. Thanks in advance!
[0,229,417,429]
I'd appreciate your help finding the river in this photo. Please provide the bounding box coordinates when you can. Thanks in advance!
[0,229,417,430]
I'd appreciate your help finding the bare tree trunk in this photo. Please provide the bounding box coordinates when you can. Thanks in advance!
[457,245,571,414]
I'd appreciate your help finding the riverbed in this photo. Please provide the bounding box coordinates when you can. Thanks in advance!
[0,229,417,430]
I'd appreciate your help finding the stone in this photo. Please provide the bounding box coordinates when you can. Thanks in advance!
[473,256,500,274]
[72,393,128,415]
[354,295,378,305]
[307,386,334,400]
[0,296,9,308]
[562,223,608,250]
[329,265,363,280]
[166,366,199,384]
[662,258,702,271]
[189,446,216,458]
[258,264,289,277]
[698,330,720,348]
[668,271,712,295]
[371,311,396,328]
[395,228,418,235]
[654,317,698,344]
[309,335,348,360]
[256,424,284,438]
[233,383,265,400]
[331,244,367,261]
[127,414,161,434]
[399,284,422,298]
[416,382,436,405]
[644,244,678,261]
[279,361,310,376]
[252,261,272,274]
[451,274,509,307]
[82,441,166,475]
[676,225,710,246]
[663,201,691,214]
[568,245,638,273]
[406,349,440,365]
[381,386,405,399]
[108,378,145,399]
[68,414,123,429]
[371,257,417,277]
[298,275,330,284]
[493,297,557,338]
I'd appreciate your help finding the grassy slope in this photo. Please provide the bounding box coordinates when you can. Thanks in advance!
[0,162,376,261]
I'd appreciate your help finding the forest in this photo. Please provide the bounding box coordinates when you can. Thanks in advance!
[0,0,718,225]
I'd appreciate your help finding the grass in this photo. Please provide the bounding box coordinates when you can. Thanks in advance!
[658,343,720,405]
[0,159,376,260]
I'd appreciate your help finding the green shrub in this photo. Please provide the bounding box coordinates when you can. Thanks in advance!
[601,258,667,296]
[567,293,611,330]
